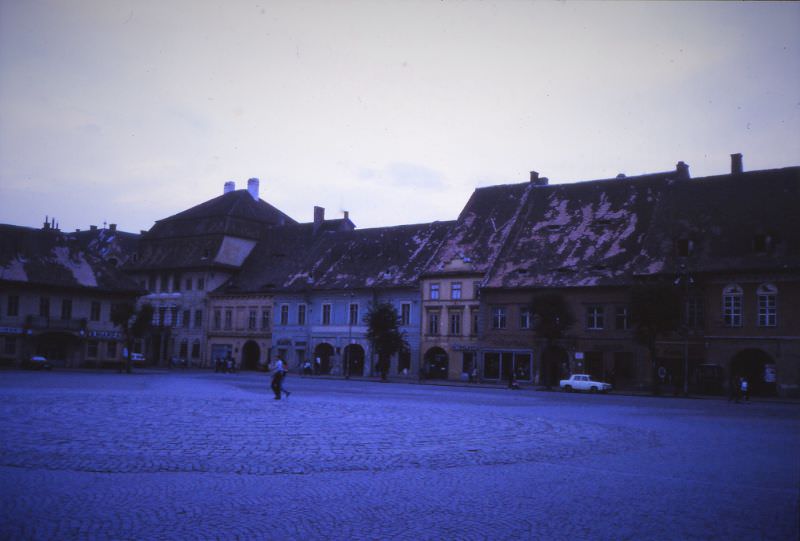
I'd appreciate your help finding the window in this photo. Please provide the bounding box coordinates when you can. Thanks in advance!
[194,310,203,329]
[39,297,50,318]
[61,299,72,320]
[174,274,181,291]
[586,305,604,330]
[322,304,332,325]
[197,277,205,290]
[492,307,506,329]
[280,305,289,325]
[7,295,19,317]
[449,312,462,335]
[107,341,117,359]
[615,307,629,330]
[519,307,532,329]
[160,273,169,292]
[298,304,306,325]
[686,297,704,329]
[224,309,233,330]
[451,282,462,300]
[428,311,440,335]
[90,301,101,322]
[471,309,479,335]
[401,303,410,326]
[213,309,221,330]
[349,303,359,325]
[261,309,271,329]
[4,337,17,355]
[185,278,193,290]
[182,310,190,328]
[757,284,777,327]
[473,281,481,299]
[676,238,694,257]
[158,307,167,327]
[430,283,440,300]
[723,284,743,327]
[179,339,188,359]
[248,310,257,330]
[191,340,200,359]
[87,340,99,359]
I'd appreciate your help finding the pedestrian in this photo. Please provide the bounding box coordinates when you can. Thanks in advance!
[740,377,749,403]
[271,358,285,400]
[303,360,312,376]
[471,366,478,384]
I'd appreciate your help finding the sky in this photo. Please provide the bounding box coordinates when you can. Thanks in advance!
[1,1,798,233]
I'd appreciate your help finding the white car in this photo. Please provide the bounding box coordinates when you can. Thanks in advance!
[560,374,612,393]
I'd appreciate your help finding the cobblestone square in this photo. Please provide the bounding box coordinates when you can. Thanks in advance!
[1,371,798,540]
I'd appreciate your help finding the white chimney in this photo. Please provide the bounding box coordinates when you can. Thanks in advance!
[247,178,260,201]
[224,181,236,194]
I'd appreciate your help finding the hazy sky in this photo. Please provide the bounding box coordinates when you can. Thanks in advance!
[1,1,798,233]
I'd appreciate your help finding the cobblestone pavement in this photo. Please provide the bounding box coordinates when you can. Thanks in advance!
[0,370,798,540]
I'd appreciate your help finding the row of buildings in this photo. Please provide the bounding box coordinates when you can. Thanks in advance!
[1,155,798,396]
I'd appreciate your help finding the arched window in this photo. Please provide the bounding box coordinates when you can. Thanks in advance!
[722,284,743,327]
[757,283,777,327]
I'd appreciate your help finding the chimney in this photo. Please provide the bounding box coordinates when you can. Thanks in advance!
[675,161,690,180]
[344,211,349,221]
[530,171,549,186]
[223,181,236,194]
[731,153,743,175]
[313,206,325,234]
[110,223,117,232]
[247,178,259,201]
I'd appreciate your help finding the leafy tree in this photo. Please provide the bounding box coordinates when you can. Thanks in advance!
[364,302,408,381]
[531,292,576,389]
[629,283,682,395]
[110,302,154,373]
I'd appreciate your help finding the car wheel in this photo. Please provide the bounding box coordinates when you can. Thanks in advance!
[590,386,598,393]
[564,385,572,392]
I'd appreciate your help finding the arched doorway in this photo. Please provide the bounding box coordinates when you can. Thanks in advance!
[313,343,335,374]
[241,340,260,371]
[730,349,776,396]
[343,344,365,377]
[541,345,569,388]
[424,347,449,380]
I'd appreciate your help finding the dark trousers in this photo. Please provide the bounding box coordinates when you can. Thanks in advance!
[271,372,284,399]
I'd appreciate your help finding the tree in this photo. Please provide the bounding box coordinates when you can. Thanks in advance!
[110,302,154,373]
[629,283,682,395]
[364,302,408,381]
[531,292,576,389]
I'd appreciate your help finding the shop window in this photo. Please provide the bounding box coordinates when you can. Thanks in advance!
[106,341,117,359]
[4,337,17,355]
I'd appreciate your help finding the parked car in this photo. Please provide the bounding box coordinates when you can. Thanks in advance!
[23,355,52,371]
[560,374,612,393]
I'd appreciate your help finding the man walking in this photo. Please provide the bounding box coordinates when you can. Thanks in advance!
[271,358,287,400]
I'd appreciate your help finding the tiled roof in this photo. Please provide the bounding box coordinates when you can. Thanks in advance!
[484,166,800,289]
[0,224,142,292]
[218,220,454,294]
[145,189,296,240]
[423,182,531,277]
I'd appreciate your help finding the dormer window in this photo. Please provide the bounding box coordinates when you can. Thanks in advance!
[676,238,694,257]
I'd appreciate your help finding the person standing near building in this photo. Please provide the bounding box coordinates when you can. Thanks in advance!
[271,358,286,400]
[740,377,749,403]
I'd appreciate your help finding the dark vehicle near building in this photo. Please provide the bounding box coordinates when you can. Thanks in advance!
[22,355,52,370]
